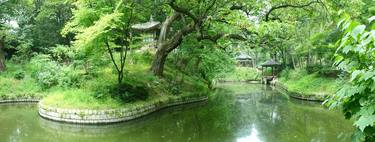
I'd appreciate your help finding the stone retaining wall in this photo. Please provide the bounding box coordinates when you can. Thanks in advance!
[274,81,328,102]
[38,96,208,124]
[0,98,40,103]
[218,80,261,84]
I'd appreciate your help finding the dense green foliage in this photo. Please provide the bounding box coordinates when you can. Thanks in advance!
[2,0,375,141]
[326,17,375,142]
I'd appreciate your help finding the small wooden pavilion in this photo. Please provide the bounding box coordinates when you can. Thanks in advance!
[261,59,281,76]
[131,21,160,32]
[261,59,281,84]
[235,53,253,67]
[131,16,160,48]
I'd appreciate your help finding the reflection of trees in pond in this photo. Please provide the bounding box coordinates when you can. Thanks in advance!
[214,83,352,142]
[212,83,353,142]
[0,104,38,142]
[252,90,353,142]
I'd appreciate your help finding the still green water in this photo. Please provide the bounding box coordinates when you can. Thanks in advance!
[0,83,353,142]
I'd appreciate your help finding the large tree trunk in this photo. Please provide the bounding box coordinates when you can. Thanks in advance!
[150,13,180,77]
[150,12,195,77]
[151,49,168,76]
[0,36,6,72]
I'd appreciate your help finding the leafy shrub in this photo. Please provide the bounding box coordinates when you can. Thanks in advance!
[50,44,76,63]
[167,81,181,95]
[306,65,321,74]
[94,83,149,103]
[306,64,339,78]
[37,69,59,88]
[29,55,59,88]
[73,53,109,77]
[317,68,339,78]
[29,54,82,88]
[58,66,82,87]
[14,70,25,80]
[111,83,149,102]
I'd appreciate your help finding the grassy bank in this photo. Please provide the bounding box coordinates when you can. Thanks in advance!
[278,69,339,96]
[42,62,209,109]
[0,62,44,100]
[0,52,210,109]
[218,67,260,81]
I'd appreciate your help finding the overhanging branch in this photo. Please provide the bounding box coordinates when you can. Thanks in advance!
[197,33,246,43]
[168,0,198,22]
[265,0,322,21]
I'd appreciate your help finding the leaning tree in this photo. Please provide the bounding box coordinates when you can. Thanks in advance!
[150,0,248,77]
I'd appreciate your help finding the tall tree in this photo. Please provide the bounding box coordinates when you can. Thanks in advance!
[0,35,5,71]
[63,0,141,84]
[0,0,20,71]
[150,0,245,76]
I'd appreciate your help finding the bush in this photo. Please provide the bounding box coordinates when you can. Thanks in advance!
[14,70,25,80]
[112,83,149,102]
[167,81,181,95]
[37,69,59,88]
[318,68,339,78]
[94,83,149,103]
[306,64,339,78]
[29,54,82,88]
[50,45,75,63]
[58,66,82,87]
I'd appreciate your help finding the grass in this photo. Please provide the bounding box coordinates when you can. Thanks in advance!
[219,67,261,81]
[42,89,123,109]
[278,69,339,95]
[0,62,44,99]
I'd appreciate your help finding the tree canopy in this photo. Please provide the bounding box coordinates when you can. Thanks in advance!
[1,0,375,141]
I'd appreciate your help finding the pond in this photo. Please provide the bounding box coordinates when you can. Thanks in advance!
[0,83,353,142]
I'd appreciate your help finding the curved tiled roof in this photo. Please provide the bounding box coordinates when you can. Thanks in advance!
[261,59,281,67]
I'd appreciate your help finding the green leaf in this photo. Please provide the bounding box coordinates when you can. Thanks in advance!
[354,115,375,131]
[337,18,347,28]
[351,70,363,81]
[352,130,366,142]
[351,25,366,41]
[343,45,352,54]
[362,71,375,81]
[369,16,375,23]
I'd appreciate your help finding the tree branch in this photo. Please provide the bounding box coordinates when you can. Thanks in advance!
[158,12,181,43]
[165,22,195,53]
[265,0,321,21]
[105,38,120,73]
[197,33,246,43]
[230,4,251,16]
[168,0,198,22]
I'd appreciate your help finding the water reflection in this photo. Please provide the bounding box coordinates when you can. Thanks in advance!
[0,83,353,142]
[237,124,262,142]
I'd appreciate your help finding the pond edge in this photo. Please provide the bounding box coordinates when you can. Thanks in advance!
[273,81,329,102]
[0,98,40,104]
[38,95,208,124]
